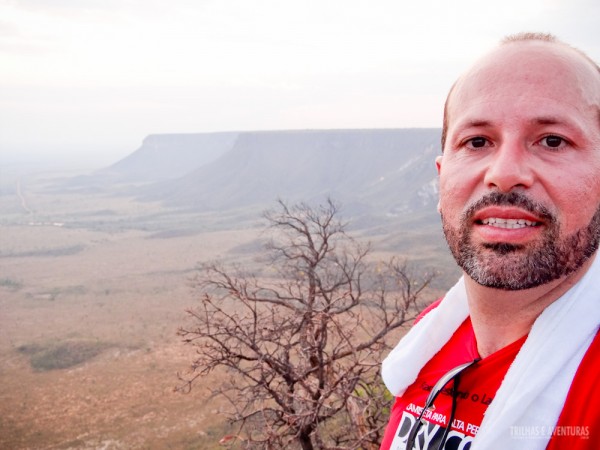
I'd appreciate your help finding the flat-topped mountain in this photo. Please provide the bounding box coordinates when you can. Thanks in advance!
[59,128,442,223]
[45,128,455,279]
[137,128,442,216]
[103,132,239,181]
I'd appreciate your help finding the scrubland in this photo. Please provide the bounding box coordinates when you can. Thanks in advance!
[0,168,455,449]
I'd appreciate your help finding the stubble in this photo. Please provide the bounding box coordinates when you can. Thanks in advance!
[442,192,600,290]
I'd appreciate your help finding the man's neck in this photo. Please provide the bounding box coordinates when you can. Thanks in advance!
[465,255,596,358]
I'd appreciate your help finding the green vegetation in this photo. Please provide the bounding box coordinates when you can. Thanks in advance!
[0,277,22,290]
[16,340,112,371]
[0,244,86,258]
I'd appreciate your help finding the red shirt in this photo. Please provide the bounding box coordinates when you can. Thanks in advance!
[546,329,600,449]
[380,317,526,449]
[380,311,600,450]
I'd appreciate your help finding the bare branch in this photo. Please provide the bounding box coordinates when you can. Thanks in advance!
[178,199,434,449]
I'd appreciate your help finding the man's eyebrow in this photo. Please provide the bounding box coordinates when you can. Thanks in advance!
[532,116,589,134]
[460,120,492,129]
[532,116,562,125]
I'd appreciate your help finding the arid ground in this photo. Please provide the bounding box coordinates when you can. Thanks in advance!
[0,168,452,449]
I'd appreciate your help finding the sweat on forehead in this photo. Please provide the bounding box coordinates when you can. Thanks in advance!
[441,33,600,150]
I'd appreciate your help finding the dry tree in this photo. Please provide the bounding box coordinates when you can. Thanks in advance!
[178,199,433,450]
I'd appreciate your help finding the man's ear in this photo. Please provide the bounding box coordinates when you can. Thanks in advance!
[435,155,442,213]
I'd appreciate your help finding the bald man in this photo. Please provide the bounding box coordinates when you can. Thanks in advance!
[381,33,600,450]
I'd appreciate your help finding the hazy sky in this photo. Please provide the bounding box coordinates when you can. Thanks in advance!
[1,0,599,167]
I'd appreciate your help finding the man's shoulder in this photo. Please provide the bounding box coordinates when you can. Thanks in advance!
[548,329,600,449]
[415,297,444,324]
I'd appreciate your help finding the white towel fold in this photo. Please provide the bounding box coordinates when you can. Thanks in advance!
[382,254,600,449]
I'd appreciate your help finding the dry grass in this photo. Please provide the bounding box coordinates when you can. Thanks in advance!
[0,222,254,449]
[0,172,264,449]
[0,169,453,449]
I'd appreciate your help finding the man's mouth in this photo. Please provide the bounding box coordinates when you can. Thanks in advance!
[477,218,540,229]
[463,192,554,231]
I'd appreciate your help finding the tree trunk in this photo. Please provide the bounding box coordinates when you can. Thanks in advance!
[298,431,314,450]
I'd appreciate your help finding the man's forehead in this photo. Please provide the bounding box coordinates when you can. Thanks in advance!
[466,41,600,94]
[448,41,600,115]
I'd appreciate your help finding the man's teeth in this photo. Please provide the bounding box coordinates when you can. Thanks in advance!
[481,218,538,229]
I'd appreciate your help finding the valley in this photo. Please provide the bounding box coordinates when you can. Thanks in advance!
[0,129,459,449]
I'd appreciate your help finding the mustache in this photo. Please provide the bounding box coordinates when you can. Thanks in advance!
[462,191,555,223]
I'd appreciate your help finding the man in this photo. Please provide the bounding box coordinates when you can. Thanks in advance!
[380,33,600,450]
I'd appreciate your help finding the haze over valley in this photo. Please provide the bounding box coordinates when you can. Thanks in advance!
[2,1,596,447]
[0,128,459,449]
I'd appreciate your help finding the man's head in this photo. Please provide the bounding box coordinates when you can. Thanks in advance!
[441,33,600,149]
[437,33,600,290]
[500,32,600,79]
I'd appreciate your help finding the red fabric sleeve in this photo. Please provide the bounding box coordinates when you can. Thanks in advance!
[545,330,600,449]
[414,297,443,324]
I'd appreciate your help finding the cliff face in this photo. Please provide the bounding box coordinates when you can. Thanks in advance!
[136,128,442,216]
[53,127,449,266]
[102,132,239,181]
[68,128,443,219]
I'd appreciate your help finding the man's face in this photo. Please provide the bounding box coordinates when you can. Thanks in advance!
[437,42,600,290]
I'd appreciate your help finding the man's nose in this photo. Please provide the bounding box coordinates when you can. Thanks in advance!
[483,142,534,192]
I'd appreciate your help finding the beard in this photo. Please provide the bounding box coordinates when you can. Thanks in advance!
[441,191,600,290]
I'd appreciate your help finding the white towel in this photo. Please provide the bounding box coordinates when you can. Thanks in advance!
[382,254,600,449]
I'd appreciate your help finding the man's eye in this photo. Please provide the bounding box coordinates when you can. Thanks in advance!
[468,137,488,148]
[541,135,564,148]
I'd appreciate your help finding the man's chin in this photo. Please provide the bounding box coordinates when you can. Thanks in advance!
[458,250,554,291]
[482,242,525,255]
